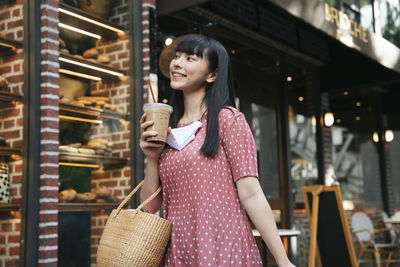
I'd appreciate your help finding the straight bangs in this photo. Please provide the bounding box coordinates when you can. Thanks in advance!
[175,36,208,58]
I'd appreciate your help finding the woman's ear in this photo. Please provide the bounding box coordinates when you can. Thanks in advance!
[206,69,217,83]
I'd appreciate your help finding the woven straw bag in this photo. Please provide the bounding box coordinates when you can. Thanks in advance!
[97,181,172,267]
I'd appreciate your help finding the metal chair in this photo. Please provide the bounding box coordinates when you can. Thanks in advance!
[350,211,399,267]
[382,212,400,245]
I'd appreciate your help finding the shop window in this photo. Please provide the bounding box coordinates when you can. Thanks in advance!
[288,106,318,205]
[389,130,400,209]
[251,103,280,200]
[330,94,382,210]
[379,0,400,47]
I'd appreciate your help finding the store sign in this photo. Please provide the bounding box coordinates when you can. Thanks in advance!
[324,3,368,50]
[268,0,400,73]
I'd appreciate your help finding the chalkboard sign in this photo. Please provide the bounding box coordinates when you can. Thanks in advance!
[302,185,358,267]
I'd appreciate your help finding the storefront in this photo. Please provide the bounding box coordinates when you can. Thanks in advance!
[0,0,150,265]
[1,0,400,266]
[156,0,400,265]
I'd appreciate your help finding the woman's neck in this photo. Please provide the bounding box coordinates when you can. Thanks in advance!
[180,88,207,124]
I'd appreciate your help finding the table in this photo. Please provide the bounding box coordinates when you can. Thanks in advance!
[253,228,301,262]
[384,216,400,224]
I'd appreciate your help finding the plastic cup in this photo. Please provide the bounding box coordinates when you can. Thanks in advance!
[143,103,173,144]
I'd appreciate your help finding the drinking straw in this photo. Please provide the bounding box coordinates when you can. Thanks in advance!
[148,80,156,103]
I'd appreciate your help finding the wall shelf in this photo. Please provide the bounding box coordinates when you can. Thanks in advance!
[0,36,22,56]
[59,2,126,40]
[0,203,20,212]
[0,147,22,162]
[59,52,127,81]
[58,202,118,212]
[59,151,127,169]
[60,102,128,122]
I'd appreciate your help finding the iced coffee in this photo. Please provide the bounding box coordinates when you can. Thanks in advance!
[143,103,173,144]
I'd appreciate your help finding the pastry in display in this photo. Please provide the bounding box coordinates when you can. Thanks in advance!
[0,76,9,91]
[74,192,96,202]
[59,188,77,202]
[83,48,99,59]
[97,54,111,64]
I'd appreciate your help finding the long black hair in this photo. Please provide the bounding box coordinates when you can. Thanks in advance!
[169,35,235,158]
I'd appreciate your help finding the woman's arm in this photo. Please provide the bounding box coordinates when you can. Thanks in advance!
[138,113,165,213]
[237,177,295,267]
[140,159,162,213]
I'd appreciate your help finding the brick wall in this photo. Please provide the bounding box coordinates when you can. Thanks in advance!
[0,1,23,266]
[38,0,60,266]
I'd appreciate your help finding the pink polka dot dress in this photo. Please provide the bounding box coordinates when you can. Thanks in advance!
[159,108,263,266]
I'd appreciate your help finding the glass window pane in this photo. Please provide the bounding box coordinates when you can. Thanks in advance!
[380,0,400,46]
[251,103,279,199]
[389,130,400,209]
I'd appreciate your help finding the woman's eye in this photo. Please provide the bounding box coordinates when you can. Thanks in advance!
[187,56,194,61]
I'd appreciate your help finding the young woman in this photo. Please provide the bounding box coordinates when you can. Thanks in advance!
[140,35,295,267]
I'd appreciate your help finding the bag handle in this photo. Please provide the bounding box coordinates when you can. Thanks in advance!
[113,180,162,218]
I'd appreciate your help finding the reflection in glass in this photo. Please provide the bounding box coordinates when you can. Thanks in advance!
[289,106,318,204]
[379,0,400,47]
[251,103,279,199]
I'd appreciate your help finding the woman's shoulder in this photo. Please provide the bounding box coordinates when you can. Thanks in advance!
[219,106,243,121]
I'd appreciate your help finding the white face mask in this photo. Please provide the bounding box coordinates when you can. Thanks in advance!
[166,121,202,150]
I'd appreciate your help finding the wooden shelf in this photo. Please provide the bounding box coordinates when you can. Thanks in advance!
[0,91,22,107]
[0,36,22,56]
[0,147,22,162]
[59,202,118,212]
[60,102,128,122]
[0,203,20,212]
[59,52,127,80]
[59,2,126,40]
[59,151,127,169]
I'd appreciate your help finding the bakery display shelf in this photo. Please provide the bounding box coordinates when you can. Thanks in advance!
[59,52,127,81]
[59,151,127,169]
[59,202,118,212]
[0,91,22,106]
[0,147,22,162]
[59,2,126,40]
[0,203,20,212]
[0,36,22,56]
[59,102,128,121]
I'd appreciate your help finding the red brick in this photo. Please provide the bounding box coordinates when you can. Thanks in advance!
[92,172,110,179]
[39,214,57,223]
[0,234,5,244]
[9,246,19,256]
[38,249,57,259]
[4,258,18,267]
[124,170,131,177]
[12,175,22,183]
[2,129,20,139]
[0,10,11,21]
[13,8,20,17]
[7,234,20,244]
[3,119,15,128]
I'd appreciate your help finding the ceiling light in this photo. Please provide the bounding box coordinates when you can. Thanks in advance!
[59,115,103,124]
[384,130,394,142]
[58,7,124,34]
[355,102,361,107]
[286,76,292,82]
[59,23,101,39]
[59,162,100,168]
[0,42,17,51]
[372,132,379,143]
[344,91,349,95]
[324,112,334,127]
[298,96,304,102]
[164,36,174,46]
[355,116,360,121]
[60,69,102,81]
[59,57,125,77]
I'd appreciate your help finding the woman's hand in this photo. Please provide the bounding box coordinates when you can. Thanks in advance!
[139,113,169,161]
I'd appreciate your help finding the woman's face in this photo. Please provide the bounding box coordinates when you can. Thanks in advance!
[169,51,215,92]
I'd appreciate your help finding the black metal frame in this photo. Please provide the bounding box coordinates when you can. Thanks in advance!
[129,0,144,207]
[20,0,41,265]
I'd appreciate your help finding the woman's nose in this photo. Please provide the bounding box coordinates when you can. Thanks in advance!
[173,56,183,67]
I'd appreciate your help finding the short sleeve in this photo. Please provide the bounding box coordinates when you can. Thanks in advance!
[221,110,259,182]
